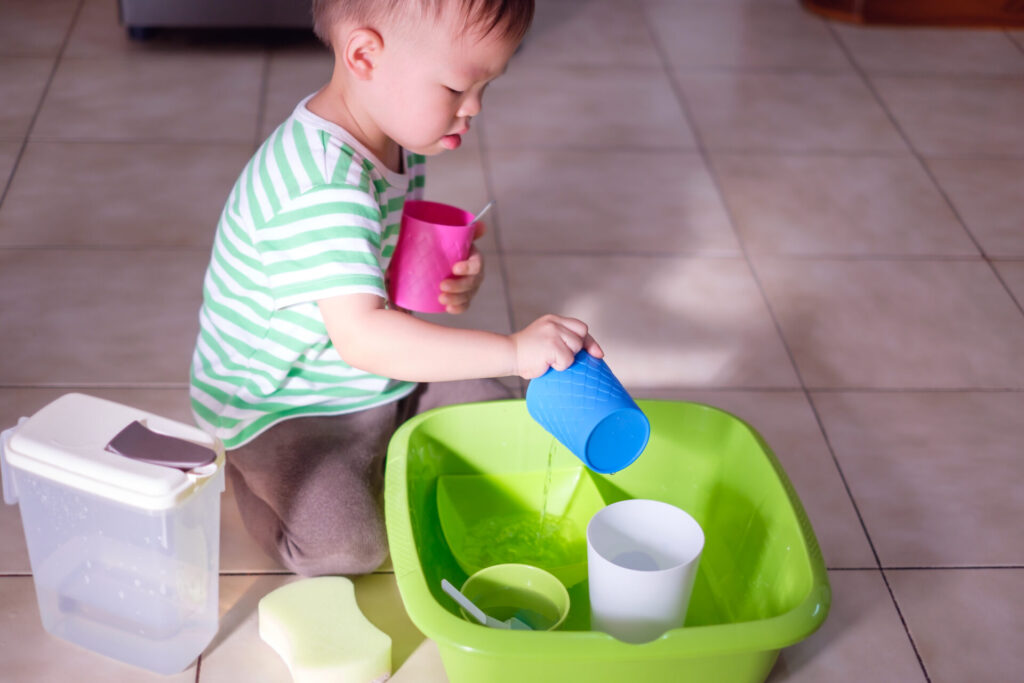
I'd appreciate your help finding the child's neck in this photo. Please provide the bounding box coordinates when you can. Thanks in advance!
[307,84,403,174]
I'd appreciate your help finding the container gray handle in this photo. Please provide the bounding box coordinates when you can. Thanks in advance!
[106,420,217,471]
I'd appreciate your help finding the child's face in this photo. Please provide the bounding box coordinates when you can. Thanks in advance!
[368,9,521,156]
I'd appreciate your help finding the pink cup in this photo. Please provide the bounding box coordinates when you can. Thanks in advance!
[387,200,477,313]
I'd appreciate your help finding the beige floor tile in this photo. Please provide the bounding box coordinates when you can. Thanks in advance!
[0,141,249,247]
[645,1,850,71]
[712,153,977,256]
[927,158,1024,258]
[0,141,19,188]
[0,576,196,681]
[200,574,427,682]
[33,54,263,142]
[0,0,77,57]
[814,392,1024,566]
[261,50,333,139]
[834,26,1024,75]
[888,569,1023,683]
[677,72,907,153]
[490,148,740,255]
[504,254,800,388]
[219,476,288,573]
[483,65,696,150]
[0,57,53,140]
[65,0,156,57]
[872,76,1024,156]
[198,574,293,682]
[754,258,1024,388]
[767,570,926,682]
[633,390,875,568]
[0,249,207,385]
[389,639,449,682]
[516,0,661,68]
[994,260,1024,305]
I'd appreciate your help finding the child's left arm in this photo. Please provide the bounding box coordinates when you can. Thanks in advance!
[438,220,487,314]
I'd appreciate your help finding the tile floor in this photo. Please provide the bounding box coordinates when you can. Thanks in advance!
[1,0,1022,681]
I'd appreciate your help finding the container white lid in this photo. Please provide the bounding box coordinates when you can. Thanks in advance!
[5,393,224,511]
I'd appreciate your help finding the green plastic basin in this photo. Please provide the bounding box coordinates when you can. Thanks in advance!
[385,400,830,683]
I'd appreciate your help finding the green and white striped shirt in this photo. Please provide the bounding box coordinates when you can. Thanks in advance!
[190,95,425,448]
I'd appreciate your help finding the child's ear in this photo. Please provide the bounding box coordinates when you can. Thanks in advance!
[342,28,383,81]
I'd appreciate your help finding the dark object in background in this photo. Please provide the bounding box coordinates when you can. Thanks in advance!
[802,0,1024,27]
[120,0,312,39]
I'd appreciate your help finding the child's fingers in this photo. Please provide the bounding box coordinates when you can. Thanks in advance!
[440,275,481,294]
[550,345,577,371]
[552,316,592,348]
[439,290,474,313]
[451,251,483,277]
[583,334,604,358]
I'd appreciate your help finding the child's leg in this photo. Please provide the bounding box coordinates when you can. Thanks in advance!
[226,379,511,577]
[225,403,400,577]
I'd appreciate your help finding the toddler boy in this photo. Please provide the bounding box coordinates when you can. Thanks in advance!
[190,0,602,575]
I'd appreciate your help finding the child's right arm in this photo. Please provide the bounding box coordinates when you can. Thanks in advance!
[318,293,603,382]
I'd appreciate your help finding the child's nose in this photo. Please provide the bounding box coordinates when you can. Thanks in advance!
[457,95,483,119]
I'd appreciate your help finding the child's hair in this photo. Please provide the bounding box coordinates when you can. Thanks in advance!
[312,0,534,48]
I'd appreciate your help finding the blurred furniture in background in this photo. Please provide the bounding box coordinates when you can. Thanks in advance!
[119,0,312,38]
[803,0,1024,27]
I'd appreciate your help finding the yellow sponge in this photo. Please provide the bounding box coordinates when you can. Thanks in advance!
[258,577,392,683]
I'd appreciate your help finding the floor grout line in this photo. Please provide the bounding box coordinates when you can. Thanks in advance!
[1009,29,1024,53]
[0,0,85,212]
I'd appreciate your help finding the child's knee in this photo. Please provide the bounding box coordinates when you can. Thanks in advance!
[278,523,389,577]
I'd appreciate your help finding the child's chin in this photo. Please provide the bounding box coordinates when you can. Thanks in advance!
[405,140,452,156]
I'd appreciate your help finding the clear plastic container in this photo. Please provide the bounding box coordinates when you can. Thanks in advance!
[1,393,224,675]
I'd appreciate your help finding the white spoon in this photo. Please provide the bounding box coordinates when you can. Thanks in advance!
[441,579,531,630]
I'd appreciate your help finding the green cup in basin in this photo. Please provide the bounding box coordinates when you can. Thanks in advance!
[436,467,605,588]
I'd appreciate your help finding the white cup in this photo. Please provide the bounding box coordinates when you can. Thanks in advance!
[587,499,704,643]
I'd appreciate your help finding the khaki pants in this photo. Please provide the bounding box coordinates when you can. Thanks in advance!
[225,379,511,576]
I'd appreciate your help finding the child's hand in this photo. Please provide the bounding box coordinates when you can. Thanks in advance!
[439,221,488,314]
[510,314,604,379]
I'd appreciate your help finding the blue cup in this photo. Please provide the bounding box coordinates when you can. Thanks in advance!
[526,351,650,474]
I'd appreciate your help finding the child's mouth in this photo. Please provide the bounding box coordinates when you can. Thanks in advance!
[441,134,462,150]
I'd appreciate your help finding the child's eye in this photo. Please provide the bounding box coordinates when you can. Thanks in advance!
[445,86,464,95]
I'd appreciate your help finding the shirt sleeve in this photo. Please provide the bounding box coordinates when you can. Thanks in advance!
[255,182,387,310]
